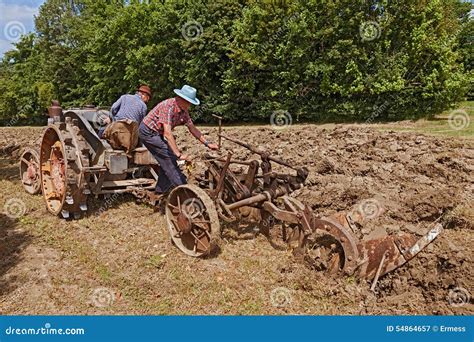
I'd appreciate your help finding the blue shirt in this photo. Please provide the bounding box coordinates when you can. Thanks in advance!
[111,94,147,123]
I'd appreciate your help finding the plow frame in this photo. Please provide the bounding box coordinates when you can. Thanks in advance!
[166,132,444,283]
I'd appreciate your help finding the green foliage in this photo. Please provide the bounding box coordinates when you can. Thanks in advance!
[0,0,472,125]
[36,82,56,110]
[456,1,474,99]
[224,0,471,121]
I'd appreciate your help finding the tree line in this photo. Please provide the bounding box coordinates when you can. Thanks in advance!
[0,0,472,125]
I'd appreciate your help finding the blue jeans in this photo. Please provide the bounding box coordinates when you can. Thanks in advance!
[98,126,106,138]
[138,123,187,194]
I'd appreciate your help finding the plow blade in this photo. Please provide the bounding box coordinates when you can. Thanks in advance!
[356,223,444,280]
[306,209,444,281]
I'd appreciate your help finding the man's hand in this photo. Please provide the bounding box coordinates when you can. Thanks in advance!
[102,116,111,125]
[207,143,219,151]
[179,154,191,162]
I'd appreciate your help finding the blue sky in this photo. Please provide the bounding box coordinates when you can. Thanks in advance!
[0,0,44,56]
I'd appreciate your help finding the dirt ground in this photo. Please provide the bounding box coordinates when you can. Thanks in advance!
[0,123,472,315]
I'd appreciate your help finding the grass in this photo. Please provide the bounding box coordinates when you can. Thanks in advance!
[372,101,474,138]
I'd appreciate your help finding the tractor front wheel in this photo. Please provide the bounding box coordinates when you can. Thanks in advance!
[19,147,41,195]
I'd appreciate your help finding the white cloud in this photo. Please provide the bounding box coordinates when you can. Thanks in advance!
[0,2,40,56]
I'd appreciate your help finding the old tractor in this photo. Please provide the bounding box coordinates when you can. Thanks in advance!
[20,104,159,219]
[20,105,443,282]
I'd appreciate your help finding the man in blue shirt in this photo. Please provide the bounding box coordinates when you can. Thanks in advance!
[99,85,151,138]
[109,85,152,124]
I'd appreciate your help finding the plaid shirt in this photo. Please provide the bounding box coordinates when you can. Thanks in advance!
[142,97,193,133]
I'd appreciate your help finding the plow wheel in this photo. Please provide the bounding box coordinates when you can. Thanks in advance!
[40,121,90,219]
[303,218,360,276]
[304,234,345,274]
[19,147,41,194]
[165,184,220,257]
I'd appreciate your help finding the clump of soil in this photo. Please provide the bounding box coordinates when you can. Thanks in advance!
[0,127,42,158]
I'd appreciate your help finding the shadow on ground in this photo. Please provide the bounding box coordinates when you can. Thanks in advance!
[0,159,19,181]
[0,213,32,296]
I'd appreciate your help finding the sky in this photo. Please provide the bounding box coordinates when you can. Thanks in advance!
[0,0,44,57]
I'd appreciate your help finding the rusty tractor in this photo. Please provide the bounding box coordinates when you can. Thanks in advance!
[20,105,443,282]
[19,104,160,219]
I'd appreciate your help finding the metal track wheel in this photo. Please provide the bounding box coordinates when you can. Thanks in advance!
[40,121,90,219]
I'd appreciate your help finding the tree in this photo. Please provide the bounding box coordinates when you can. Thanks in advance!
[0,0,471,124]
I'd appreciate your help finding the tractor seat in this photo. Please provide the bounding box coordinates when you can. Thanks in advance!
[134,146,148,152]
[132,146,158,165]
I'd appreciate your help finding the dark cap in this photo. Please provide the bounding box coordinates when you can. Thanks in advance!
[137,85,152,97]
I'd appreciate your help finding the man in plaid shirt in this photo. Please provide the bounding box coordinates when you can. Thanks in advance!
[139,85,218,194]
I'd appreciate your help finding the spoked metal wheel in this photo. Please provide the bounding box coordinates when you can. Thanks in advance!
[304,234,346,274]
[19,147,41,194]
[40,129,67,215]
[40,122,90,219]
[303,218,360,276]
[165,184,220,257]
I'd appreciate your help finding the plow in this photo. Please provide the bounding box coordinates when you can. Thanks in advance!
[19,104,444,283]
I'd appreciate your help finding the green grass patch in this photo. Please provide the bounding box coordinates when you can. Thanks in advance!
[375,101,473,138]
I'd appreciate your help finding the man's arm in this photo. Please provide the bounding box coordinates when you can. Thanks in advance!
[162,123,183,158]
[111,96,122,116]
[187,122,219,150]
[187,122,204,142]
